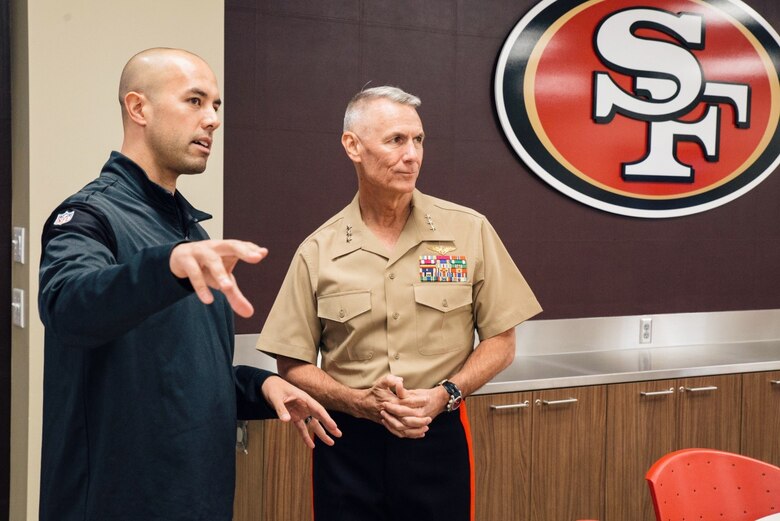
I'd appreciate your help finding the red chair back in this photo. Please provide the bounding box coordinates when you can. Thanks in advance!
[646,448,780,521]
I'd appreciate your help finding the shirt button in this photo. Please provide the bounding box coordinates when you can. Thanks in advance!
[338,309,346,318]
[442,299,449,308]
[394,353,400,360]
[392,312,400,320]
[367,352,374,359]
[389,273,396,280]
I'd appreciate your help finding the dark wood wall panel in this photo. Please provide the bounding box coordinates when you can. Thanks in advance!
[224,0,780,334]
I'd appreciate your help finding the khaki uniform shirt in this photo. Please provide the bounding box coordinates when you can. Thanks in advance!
[257,190,542,390]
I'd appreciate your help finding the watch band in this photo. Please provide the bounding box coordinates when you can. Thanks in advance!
[439,379,463,412]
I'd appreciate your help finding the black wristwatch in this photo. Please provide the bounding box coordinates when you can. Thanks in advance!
[439,379,463,412]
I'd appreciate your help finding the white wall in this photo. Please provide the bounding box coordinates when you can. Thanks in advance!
[10,1,225,518]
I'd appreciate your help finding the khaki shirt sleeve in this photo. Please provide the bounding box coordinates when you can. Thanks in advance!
[256,247,320,364]
[473,219,542,340]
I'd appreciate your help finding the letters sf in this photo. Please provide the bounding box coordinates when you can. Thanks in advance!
[592,8,751,182]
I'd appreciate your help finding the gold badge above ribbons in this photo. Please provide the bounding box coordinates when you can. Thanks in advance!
[427,244,455,255]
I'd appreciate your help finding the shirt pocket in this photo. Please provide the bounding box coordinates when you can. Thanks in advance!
[317,290,373,361]
[413,284,474,355]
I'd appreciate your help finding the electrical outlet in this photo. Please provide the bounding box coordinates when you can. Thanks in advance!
[12,288,25,328]
[639,317,652,344]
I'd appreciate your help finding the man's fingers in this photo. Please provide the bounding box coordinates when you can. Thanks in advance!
[382,401,430,421]
[293,419,316,449]
[301,400,341,438]
[394,379,409,399]
[380,410,431,432]
[309,420,336,446]
[170,240,268,316]
[380,413,428,439]
[180,258,214,304]
[213,240,268,264]
[221,280,255,318]
[375,374,403,390]
[272,399,292,423]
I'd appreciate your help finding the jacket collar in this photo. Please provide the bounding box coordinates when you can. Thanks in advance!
[331,189,455,266]
[102,151,212,224]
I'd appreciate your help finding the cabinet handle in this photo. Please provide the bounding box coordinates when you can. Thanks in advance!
[640,387,675,397]
[682,385,718,393]
[536,397,578,406]
[770,380,780,385]
[490,400,530,410]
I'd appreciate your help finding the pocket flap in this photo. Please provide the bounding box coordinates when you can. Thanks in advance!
[317,291,372,323]
[413,284,472,313]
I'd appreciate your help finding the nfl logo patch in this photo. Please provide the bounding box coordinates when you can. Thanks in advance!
[53,210,75,226]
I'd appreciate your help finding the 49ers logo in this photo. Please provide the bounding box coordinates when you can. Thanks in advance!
[495,0,780,218]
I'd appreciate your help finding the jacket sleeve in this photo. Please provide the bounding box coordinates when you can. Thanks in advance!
[38,202,194,348]
[234,365,278,420]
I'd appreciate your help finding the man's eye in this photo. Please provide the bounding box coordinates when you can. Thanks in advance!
[189,98,201,106]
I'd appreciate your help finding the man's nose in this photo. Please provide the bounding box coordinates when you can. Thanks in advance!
[403,140,421,161]
[203,107,221,130]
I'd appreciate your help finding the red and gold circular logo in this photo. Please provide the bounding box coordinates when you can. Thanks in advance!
[495,0,780,217]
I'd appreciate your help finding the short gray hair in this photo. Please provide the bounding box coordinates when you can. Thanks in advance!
[343,86,421,132]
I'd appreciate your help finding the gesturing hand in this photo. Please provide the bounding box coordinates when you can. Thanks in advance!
[261,376,342,449]
[169,239,267,317]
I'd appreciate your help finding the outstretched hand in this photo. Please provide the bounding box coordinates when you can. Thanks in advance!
[169,239,267,317]
[261,376,342,449]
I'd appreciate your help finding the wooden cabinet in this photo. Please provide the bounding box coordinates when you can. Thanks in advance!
[234,371,779,521]
[468,385,606,521]
[234,419,312,521]
[605,374,742,521]
[234,421,264,521]
[467,391,533,521]
[741,370,780,466]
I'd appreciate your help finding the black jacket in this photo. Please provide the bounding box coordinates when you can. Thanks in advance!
[38,152,275,521]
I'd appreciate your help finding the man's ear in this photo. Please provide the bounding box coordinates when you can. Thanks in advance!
[123,91,148,126]
[341,132,362,163]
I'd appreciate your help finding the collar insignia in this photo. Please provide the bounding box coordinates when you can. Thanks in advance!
[424,214,436,231]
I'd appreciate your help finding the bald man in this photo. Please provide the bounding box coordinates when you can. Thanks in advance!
[38,48,340,521]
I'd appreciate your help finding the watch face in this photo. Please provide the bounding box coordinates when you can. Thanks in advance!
[450,395,463,411]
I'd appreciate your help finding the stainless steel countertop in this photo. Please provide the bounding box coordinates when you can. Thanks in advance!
[475,340,780,394]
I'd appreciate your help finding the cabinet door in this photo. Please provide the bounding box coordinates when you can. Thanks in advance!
[741,370,780,466]
[234,419,313,521]
[677,374,741,452]
[261,420,313,521]
[605,379,676,521]
[467,392,533,521]
[531,385,606,521]
[234,421,265,521]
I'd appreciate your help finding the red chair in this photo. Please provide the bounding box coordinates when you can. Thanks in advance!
[646,448,780,521]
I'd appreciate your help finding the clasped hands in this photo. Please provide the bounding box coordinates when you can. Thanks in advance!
[362,375,449,439]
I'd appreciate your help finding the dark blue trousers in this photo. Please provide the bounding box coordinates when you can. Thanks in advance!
[312,403,474,521]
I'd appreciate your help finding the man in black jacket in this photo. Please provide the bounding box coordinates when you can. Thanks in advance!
[37,48,340,521]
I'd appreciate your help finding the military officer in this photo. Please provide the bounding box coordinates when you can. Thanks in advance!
[257,85,541,521]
